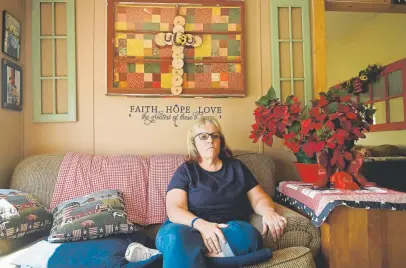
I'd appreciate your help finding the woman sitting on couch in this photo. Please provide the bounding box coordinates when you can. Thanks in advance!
[154,116,287,268]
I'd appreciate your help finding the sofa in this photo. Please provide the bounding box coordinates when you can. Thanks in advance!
[0,152,320,268]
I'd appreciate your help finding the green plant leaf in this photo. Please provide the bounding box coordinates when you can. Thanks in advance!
[316,128,324,137]
[287,121,300,134]
[337,90,350,97]
[266,87,278,100]
[256,96,269,106]
[319,92,328,99]
[285,96,293,105]
[365,106,377,117]
[295,150,317,164]
[300,105,311,120]
[326,102,339,113]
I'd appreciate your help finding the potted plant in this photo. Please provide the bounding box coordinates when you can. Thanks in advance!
[249,86,376,189]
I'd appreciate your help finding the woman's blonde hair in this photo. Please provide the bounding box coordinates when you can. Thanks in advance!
[186,116,232,163]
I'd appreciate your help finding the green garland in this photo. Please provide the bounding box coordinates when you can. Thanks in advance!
[339,64,384,95]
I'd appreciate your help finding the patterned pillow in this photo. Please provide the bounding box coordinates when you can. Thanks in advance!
[48,189,142,243]
[0,189,53,240]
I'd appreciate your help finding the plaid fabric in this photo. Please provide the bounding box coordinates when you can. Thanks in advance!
[50,152,149,225]
[146,154,185,225]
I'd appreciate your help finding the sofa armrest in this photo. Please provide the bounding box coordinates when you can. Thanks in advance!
[249,203,321,258]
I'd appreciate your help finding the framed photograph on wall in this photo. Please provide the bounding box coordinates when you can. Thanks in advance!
[2,11,21,60]
[2,59,22,111]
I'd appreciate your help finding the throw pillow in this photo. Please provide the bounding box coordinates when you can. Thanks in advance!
[48,189,142,243]
[0,189,53,256]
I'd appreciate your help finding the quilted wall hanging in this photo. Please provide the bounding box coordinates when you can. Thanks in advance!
[107,0,245,97]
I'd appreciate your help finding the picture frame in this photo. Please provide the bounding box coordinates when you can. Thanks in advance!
[2,58,22,111]
[106,0,246,97]
[2,11,21,60]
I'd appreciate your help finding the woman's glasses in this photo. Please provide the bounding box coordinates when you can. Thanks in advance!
[194,132,221,140]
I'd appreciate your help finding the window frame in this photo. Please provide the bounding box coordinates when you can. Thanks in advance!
[270,0,313,103]
[334,58,406,132]
[31,0,77,122]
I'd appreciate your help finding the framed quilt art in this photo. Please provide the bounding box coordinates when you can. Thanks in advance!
[107,0,245,97]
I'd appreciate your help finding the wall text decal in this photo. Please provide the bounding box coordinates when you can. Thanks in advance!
[129,105,222,127]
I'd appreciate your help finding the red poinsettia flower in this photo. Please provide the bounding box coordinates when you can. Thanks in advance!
[302,141,326,157]
[343,151,353,161]
[329,112,341,120]
[253,106,263,117]
[285,140,301,153]
[346,112,358,120]
[262,132,274,146]
[340,95,352,102]
[327,140,336,150]
[283,132,296,140]
[336,129,350,139]
[300,118,312,135]
[249,123,265,143]
[325,120,335,131]
[309,107,327,121]
[289,102,301,114]
[277,122,287,133]
[327,131,346,145]
[273,105,288,118]
[310,122,324,130]
[340,119,352,131]
[337,104,347,113]
[352,127,366,138]
[267,120,276,134]
[318,94,329,107]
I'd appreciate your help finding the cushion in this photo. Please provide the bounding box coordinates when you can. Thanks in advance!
[48,189,142,243]
[244,247,315,268]
[0,189,53,255]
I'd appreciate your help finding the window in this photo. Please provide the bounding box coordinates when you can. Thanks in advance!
[344,58,406,132]
[270,0,313,104]
[106,0,246,97]
[31,0,76,122]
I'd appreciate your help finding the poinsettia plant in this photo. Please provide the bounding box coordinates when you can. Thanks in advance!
[249,86,376,188]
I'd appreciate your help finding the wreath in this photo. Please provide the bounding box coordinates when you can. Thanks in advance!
[340,64,384,95]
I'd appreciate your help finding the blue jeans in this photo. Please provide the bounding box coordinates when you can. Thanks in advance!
[155,219,273,268]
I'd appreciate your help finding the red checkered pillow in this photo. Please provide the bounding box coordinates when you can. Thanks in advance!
[146,154,186,225]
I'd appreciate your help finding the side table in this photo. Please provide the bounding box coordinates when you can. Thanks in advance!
[276,181,406,268]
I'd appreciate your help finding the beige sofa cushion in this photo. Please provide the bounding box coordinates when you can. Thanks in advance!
[234,151,276,198]
[9,155,63,207]
[245,247,315,268]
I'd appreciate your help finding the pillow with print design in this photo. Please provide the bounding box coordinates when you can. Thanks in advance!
[48,189,143,243]
[0,189,53,255]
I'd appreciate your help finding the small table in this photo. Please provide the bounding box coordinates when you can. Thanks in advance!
[276,181,406,268]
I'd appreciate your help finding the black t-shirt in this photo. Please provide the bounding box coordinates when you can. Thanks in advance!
[167,158,259,223]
